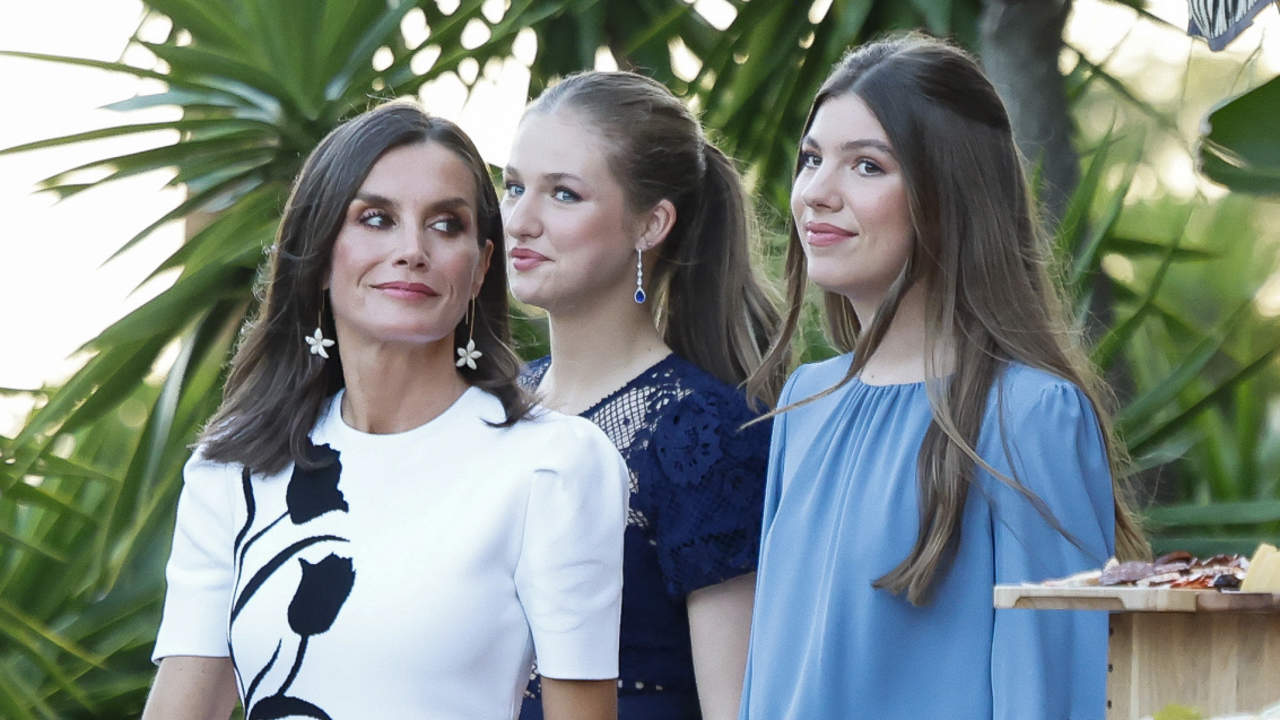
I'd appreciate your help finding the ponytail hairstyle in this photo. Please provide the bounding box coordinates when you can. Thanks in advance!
[750,33,1148,605]
[200,100,534,475]
[528,71,786,409]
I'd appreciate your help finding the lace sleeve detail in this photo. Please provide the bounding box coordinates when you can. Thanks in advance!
[647,388,771,598]
[519,356,550,392]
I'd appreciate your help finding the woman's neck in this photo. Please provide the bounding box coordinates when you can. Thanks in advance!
[851,283,951,386]
[540,293,670,415]
[337,338,469,433]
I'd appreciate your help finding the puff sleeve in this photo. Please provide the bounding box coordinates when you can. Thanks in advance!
[515,417,630,680]
[152,450,241,662]
[649,390,771,598]
[984,380,1115,720]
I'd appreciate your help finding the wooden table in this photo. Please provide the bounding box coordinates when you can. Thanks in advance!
[994,585,1280,718]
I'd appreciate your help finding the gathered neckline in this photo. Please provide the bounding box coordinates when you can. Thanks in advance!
[850,374,929,389]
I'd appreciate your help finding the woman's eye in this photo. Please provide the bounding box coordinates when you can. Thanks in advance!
[855,159,883,175]
[504,181,524,198]
[800,151,821,169]
[429,217,463,233]
[359,209,392,228]
[552,187,582,202]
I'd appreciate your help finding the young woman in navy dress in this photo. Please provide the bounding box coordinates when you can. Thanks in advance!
[501,71,786,720]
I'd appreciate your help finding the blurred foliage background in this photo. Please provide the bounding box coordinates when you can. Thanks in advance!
[0,0,1278,715]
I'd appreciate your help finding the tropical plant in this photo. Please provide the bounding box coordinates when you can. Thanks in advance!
[1199,74,1280,195]
[1,0,1277,715]
[1144,67,1280,554]
[1065,21,1280,554]
[1093,187,1280,554]
[0,1,721,714]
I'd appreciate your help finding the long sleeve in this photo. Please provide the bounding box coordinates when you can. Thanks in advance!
[758,371,798,543]
[740,369,798,720]
[985,380,1115,720]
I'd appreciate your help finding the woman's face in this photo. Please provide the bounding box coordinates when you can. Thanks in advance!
[500,109,640,313]
[327,141,492,353]
[791,93,914,306]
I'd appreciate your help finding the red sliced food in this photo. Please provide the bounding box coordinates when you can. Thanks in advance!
[1154,550,1193,565]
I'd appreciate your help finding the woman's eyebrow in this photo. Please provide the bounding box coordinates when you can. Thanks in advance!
[424,196,472,214]
[801,136,895,158]
[840,139,895,157]
[354,192,397,209]
[352,194,472,214]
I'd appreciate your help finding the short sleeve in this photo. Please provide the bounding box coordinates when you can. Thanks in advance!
[650,389,771,598]
[515,417,629,680]
[152,450,240,663]
[982,379,1114,720]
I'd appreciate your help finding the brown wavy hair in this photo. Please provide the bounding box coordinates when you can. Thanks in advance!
[528,71,786,409]
[200,100,533,475]
[751,33,1148,605]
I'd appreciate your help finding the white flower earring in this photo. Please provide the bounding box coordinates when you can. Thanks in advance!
[305,300,335,359]
[456,297,482,370]
[634,247,646,304]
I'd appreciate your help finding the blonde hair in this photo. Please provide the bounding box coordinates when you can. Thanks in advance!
[530,71,787,408]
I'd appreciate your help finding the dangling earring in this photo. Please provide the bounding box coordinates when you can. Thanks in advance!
[304,297,335,359]
[456,297,482,370]
[634,247,646,304]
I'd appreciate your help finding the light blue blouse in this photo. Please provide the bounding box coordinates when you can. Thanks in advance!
[739,354,1115,720]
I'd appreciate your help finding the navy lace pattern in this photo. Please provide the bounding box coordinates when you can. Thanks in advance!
[518,353,770,720]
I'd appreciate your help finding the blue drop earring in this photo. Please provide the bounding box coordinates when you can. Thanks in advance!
[634,247,646,304]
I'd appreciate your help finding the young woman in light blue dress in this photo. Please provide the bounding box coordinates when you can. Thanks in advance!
[739,34,1149,720]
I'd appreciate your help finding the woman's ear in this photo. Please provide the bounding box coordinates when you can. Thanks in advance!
[473,239,494,296]
[637,198,677,251]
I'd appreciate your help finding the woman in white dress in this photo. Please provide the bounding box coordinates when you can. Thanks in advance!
[141,100,630,720]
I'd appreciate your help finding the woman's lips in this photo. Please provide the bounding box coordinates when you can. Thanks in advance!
[804,222,856,247]
[373,281,437,299]
[509,247,549,272]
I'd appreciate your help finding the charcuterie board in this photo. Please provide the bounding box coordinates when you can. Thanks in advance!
[993,584,1280,612]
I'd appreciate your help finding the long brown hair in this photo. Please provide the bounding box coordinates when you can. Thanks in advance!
[201,100,533,475]
[752,33,1148,605]
[528,71,786,409]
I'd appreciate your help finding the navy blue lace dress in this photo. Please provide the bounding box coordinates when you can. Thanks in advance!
[518,353,771,720]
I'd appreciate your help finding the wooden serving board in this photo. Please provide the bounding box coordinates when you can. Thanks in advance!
[993,584,1280,612]
[994,584,1280,718]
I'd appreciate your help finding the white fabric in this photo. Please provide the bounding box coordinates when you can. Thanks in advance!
[153,387,629,719]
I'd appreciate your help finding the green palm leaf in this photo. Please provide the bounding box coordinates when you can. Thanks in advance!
[1199,75,1280,195]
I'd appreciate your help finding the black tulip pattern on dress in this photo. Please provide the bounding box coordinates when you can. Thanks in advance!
[288,554,355,637]
[247,694,334,720]
[286,443,348,524]
[231,438,355,719]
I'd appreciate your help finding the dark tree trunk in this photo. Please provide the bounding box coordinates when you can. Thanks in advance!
[978,0,1078,228]
[978,0,1167,505]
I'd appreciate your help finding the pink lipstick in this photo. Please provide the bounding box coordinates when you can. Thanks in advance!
[373,281,437,299]
[509,247,549,272]
[804,222,856,248]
